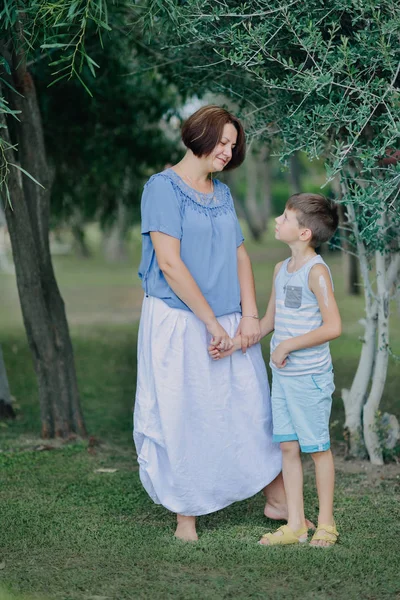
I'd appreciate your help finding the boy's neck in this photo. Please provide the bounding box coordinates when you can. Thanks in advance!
[288,243,317,270]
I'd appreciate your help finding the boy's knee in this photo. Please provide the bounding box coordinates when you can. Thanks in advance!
[310,449,332,462]
[280,441,300,457]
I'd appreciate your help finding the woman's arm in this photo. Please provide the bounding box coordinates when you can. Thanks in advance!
[151,231,233,349]
[235,244,261,352]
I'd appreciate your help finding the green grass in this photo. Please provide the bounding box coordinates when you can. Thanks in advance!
[0,224,399,599]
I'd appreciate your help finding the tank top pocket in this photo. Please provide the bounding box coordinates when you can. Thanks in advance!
[284,285,302,308]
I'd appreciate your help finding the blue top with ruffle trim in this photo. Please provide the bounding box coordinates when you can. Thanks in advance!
[138,168,244,317]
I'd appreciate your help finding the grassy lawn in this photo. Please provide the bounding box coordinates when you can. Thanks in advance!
[0,224,399,599]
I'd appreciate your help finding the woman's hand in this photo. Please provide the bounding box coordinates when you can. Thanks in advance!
[235,317,261,353]
[206,318,233,352]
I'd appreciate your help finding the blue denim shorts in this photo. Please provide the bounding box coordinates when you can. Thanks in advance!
[271,370,335,453]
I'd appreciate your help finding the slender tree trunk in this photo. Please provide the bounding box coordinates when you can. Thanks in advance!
[103,200,129,263]
[70,206,91,258]
[0,344,15,419]
[340,198,375,457]
[363,250,400,464]
[0,57,86,438]
[244,149,264,241]
[363,250,388,465]
[333,181,360,295]
[223,168,246,220]
[338,205,360,295]
[258,146,272,226]
[0,204,13,273]
[341,177,400,462]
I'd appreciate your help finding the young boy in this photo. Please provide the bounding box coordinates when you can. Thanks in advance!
[210,193,341,547]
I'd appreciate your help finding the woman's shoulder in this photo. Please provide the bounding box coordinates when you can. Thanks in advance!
[213,178,230,192]
[144,170,175,189]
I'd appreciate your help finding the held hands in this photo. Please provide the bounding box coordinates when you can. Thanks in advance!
[206,318,233,353]
[235,317,261,353]
[208,316,262,361]
[209,336,241,360]
[271,342,290,369]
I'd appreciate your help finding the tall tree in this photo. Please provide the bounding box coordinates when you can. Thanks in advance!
[0,1,110,438]
[0,344,14,420]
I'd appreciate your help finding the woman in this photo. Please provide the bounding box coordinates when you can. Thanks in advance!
[134,105,287,541]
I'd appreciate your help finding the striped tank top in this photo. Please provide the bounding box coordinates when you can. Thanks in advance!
[270,255,333,376]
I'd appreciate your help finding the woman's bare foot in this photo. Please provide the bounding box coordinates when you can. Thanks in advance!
[264,502,316,530]
[174,514,198,542]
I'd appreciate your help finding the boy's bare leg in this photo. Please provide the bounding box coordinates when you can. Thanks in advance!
[175,514,198,542]
[261,441,307,544]
[263,466,315,529]
[310,449,335,547]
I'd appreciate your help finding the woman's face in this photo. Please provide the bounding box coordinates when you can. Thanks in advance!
[209,123,238,172]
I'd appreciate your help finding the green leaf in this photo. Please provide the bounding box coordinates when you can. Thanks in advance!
[0,56,11,75]
[9,164,45,189]
[41,43,69,49]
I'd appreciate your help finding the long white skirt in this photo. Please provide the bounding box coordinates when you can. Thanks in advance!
[133,296,282,516]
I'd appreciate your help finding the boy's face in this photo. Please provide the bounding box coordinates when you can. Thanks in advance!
[275,208,310,244]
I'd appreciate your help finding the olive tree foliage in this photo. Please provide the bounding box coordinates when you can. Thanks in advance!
[33,31,181,260]
[138,0,400,463]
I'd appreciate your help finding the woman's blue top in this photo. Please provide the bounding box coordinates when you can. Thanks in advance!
[138,168,244,317]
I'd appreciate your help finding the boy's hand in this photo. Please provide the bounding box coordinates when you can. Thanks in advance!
[235,318,261,353]
[271,342,290,369]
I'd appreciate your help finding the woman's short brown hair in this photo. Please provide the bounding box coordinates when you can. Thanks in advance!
[286,193,339,248]
[181,105,246,170]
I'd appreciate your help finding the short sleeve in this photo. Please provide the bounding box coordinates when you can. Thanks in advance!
[140,174,182,239]
[235,218,244,247]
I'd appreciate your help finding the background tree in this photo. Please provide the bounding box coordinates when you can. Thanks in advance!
[137,0,400,463]
[0,344,14,420]
[33,31,181,263]
[0,1,111,438]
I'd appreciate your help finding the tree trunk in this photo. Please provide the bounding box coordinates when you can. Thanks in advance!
[244,149,264,241]
[102,170,131,263]
[363,250,400,464]
[0,60,86,438]
[103,200,129,263]
[0,345,15,420]
[0,204,13,273]
[338,205,360,295]
[258,146,272,226]
[70,206,91,258]
[342,309,376,457]
[340,197,375,457]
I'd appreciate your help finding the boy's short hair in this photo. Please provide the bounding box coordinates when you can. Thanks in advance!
[286,193,339,248]
[181,105,246,170]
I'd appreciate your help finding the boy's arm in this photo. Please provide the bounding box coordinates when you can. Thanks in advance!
[271,264,341,368]
[259,261,282,338]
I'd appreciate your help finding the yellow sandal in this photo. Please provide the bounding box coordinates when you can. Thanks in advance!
[260,524,308,546]
[310,522,339,547]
